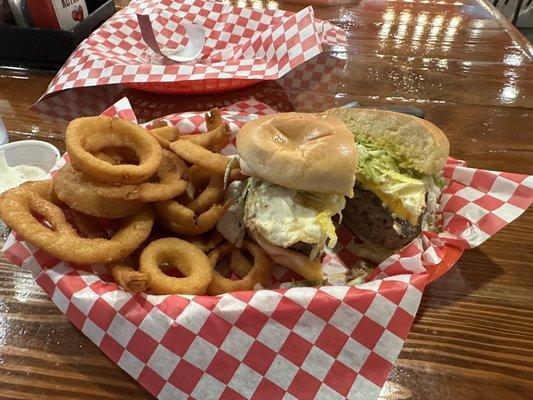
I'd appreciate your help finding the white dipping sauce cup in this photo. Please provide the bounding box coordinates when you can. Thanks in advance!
[0,140,61,178]
[0,118,8,146]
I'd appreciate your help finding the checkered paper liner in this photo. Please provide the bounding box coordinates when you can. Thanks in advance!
[3,98,533,400]
[38,0,346,101]
[31,80,294,123]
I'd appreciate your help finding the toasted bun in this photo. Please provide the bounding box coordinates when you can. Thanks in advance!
[237,113,357,196]
[248,230,323,284]
[325,108,449,175]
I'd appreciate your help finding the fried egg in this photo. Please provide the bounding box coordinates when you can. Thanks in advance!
[243,179,344,249]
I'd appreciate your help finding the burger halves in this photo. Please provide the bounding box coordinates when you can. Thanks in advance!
[325,108,450,262]
[217,113,358,283]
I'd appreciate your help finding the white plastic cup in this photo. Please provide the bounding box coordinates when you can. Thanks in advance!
[0,118,7,146]
[0,140,61,179]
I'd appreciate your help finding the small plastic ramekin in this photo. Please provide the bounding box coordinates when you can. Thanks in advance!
[0,140,61,179]
[0,118,8,146]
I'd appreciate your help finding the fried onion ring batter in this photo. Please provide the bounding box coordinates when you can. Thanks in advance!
[0,181,154,264]
[139,238,212,295]
[54,165,144,218]
[66,116,162,184]
[69,210,149,293]
[207,240,273,295]
[155,200,230,235]
[180,171,224,214]
[170,140,229,175]
[186,231,224,253]
[94,150,188,202]
[149,125,180,149]
[149,108,227,151]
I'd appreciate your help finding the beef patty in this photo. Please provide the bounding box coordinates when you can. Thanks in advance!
[343,185,421,250]
[289,241,325,262]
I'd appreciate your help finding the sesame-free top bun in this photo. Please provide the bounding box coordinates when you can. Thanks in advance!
[325,108,449,175]
[236,113,358,196]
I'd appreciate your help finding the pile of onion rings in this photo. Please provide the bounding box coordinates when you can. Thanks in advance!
[0,109,278,296]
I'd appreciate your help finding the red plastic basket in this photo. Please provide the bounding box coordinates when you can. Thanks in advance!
[125,78,262,95]
[426,244,464,284]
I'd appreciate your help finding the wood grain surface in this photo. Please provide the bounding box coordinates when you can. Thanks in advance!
[0,0,532,399]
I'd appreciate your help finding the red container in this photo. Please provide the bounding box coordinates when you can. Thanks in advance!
[27,0,88,30]
[27,0,60,29]
[426,244,464,284]
[125,78,262,95]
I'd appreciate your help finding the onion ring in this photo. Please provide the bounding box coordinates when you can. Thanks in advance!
[94,146,140,165]
[107,261,149,293]
[69,209,108,238]
[66,116,162,184]
[179,171,224,214]
[205,109,227,152]
[169,140,229,175]
[179,183,196,204]
[94,150,188,202]
[186,230,224,253]
[155,199,230,235]
[189,165,212,188]
[95,151,124,166]
[187,176,224,214]
[207,240,273,295]
[139,237,212,295]
[228,249,253,278]
[0,181,154,264]
[149,126,181,149]
[149,109,226,151]
[206,108,223,131]
[54,165,145,219]
[69,210,149,293]
[151,126,180,141]
[151,120,170,129]
[178,123,229,151]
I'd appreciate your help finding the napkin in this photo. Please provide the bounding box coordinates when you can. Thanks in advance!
[3,98,532,400]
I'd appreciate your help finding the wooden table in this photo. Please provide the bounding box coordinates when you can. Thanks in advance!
[1,1,532,399]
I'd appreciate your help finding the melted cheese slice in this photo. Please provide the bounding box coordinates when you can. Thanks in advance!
[358,175,426,225]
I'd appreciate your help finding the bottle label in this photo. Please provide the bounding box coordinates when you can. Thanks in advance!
[51,0,88,30]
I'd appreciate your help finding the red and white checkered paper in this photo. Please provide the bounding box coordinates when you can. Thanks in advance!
[38,0,346,101]
[3,98,533,400]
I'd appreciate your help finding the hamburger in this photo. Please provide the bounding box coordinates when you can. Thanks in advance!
[325,108,450,262]
[217,113,358,283]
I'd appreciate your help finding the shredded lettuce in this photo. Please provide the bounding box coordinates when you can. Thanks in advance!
[356,141,401,183]
[434,173,446,189]
[316,210,338,247]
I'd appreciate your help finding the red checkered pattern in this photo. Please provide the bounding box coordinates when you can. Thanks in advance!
[31,85,126,120]
[38,0,346,101]
[3,99,532,400]
[276,52,346,112]
[31,81,293,123]
[278,52,344,92]
[101,97,138,122]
